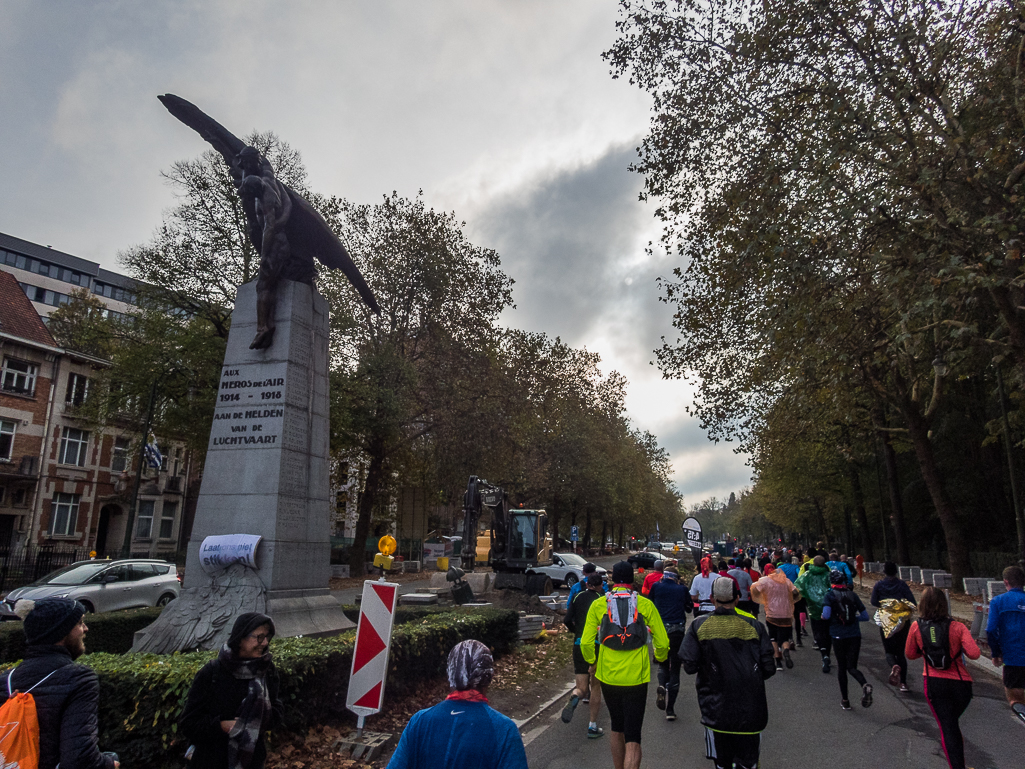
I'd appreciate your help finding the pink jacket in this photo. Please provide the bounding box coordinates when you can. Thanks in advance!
[750,570,797,620]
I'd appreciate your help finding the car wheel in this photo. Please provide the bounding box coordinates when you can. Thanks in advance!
[156,593,176,607]
[564,573,578,587]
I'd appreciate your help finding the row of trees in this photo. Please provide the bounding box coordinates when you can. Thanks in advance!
[50,135,682,575]
[606,0,1025,585]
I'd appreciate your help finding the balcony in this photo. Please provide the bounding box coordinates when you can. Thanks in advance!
[0,455,38,479]
[163,475,183,494]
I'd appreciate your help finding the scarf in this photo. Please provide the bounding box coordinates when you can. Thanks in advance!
[699,557,711,578]
[445,689,489,703]
[219,644,272,769]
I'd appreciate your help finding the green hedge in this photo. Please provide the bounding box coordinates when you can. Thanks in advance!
[81,607,518,768]
[0,607,163,663]
[339,604,458,626]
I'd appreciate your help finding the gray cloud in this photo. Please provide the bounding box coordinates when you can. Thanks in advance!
[0,1,750,504]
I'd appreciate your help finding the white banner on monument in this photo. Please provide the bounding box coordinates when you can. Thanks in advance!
[198,534,262,575]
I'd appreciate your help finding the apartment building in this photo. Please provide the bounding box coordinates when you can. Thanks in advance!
[0,232,189,557]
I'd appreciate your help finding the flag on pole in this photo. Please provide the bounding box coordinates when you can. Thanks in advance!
[144,436,162,469]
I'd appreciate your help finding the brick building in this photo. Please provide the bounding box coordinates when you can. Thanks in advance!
[0,233,190,558]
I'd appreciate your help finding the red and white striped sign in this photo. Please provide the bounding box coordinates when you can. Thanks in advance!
[346,580,399,717]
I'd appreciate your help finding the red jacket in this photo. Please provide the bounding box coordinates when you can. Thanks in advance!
[905,619,980,682]
[642,570,663,596]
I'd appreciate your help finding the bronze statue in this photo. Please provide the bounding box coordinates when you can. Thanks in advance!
[158,94,380,348]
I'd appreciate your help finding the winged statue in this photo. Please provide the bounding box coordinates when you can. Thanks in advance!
[131,563,266,654]
[158,94,380,349]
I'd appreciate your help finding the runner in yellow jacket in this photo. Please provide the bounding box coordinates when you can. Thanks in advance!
[581,561,669,769]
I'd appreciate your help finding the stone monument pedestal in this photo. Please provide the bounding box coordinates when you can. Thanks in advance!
[133,280,352,653]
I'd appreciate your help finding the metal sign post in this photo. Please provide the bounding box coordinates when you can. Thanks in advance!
[571,525,579,554]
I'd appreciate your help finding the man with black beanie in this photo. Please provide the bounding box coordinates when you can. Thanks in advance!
[9,597,118,769]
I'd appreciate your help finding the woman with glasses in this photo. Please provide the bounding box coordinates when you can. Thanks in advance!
[180,613,284,769]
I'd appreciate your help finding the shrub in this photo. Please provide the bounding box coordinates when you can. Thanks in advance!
[81,607,518,768]
[339,604,458,626]
[0,607,163,663]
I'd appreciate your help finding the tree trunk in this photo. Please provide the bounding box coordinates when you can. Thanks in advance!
[812,498,828,544]
[600,519,607,554]
[846,462,875,560]
[349,444,387,577]
[903,409,972,589]
[872,408,911,565]
[584,509,593,555]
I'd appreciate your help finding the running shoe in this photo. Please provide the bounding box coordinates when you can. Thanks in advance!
[665,710,677,721]
[841,699,852,710]
[656,685,666,710]
[784,650,793,669]
[862,684,873,708]
[1012,702,1025,725]
[822,657,831,674]
[561,694,579,723]
[581,698,589,704]
[888,664,901,686]
[899,683,910,693]
[587,725,605,739]
[775,658,784,671]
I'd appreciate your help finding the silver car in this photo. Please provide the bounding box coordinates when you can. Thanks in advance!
[2,559,179,616]
[533,552,607,588]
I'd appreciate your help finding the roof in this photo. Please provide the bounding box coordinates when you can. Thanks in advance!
[0,231,98,276]
[0,270,57,347]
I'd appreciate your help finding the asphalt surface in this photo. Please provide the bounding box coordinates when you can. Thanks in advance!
[523,627,1021,769]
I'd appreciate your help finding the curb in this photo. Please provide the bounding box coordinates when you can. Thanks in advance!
[514,683,575,732]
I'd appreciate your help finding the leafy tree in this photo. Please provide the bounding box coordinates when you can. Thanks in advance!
[321,193,514,575]
[604,0,1025,583]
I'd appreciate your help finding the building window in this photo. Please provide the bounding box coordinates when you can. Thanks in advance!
[135,499,155,539]
[50,492,80,536]
[0,420,14,462]
[59,427,89,466]
[1,358,37,396]
[111,436,130,473]
[160,501,178,539]
[65,373,89,406]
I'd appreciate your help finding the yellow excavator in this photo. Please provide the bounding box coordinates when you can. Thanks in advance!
[460,475,554,595]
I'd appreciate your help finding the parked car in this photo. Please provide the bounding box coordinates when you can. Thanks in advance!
[626,551,660,570]
[1,559,180,618]
[532,552,607,587]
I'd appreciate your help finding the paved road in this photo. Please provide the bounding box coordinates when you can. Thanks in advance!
[524,629,1021,768]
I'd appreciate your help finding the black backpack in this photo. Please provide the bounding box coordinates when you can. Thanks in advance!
[918,618,952,670]
[599,593,648,651]
[833,588,859,625]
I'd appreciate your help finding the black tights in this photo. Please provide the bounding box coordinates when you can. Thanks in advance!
[881,624,910,684]
[833,636,867,700]
[924,676,973,769]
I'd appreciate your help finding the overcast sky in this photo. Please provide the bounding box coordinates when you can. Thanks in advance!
[0,0,752,506]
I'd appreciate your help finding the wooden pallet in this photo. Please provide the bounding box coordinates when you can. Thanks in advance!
[332,730,392,762]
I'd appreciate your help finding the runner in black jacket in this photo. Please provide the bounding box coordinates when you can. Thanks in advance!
[681,577,775,769]
[561,573,605,738]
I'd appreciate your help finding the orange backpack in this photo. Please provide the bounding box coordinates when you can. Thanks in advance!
[0,668,56,769]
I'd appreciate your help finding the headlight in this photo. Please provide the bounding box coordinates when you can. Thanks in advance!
[51,593,71,599]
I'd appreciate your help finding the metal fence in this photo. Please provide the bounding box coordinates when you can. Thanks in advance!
[0,546,87,594]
